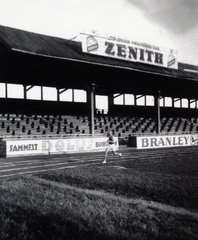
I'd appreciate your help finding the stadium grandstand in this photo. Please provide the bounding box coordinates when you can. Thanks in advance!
[0,25,198,156]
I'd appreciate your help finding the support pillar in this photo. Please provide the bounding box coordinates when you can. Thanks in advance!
[57,88,60,102]
[24,85,27,100]
[24,85,34,100]
[134,95,137,106]
[108,94,114,115]
[41,86,43,101]
[5,83,8,98]
[87,83,96,136]
[155,91,161,134]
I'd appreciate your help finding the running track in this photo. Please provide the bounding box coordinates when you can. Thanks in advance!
[0,146,198,178]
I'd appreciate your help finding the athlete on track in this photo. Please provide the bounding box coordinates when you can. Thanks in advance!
[102,130,122,164]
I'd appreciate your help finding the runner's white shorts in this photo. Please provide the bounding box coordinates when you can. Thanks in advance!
[106,144,116,151]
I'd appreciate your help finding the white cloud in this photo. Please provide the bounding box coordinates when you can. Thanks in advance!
[0,0,197,65]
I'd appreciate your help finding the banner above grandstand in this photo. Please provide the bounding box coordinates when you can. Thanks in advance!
[81,33,178,69]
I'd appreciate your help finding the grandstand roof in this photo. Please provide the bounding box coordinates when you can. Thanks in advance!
[0,25,198,99]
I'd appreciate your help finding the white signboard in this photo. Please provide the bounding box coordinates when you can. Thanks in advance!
[136,134,198,149]
[5,137,118,157]
[81,33,178,69]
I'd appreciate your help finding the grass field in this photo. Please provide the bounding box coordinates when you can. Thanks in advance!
[0,150,198,239]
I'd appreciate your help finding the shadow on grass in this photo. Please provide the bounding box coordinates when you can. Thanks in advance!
[0,203,121,240]
[37,165,198,211]
[1,176,198,240]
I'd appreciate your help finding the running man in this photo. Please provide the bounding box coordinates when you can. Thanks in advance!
[102,130,122,164]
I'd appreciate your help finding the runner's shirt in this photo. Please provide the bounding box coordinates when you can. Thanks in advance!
[108,135,115,145]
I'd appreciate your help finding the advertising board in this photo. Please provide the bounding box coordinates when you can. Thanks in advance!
[5,137,118,157]
[134,134,198,149]
[81,33,178,69]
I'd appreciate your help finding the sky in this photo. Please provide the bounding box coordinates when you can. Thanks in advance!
[0,0,198,65]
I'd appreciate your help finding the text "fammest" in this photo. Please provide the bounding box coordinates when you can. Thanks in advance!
[105,41,163,65]
[10,144,38,152]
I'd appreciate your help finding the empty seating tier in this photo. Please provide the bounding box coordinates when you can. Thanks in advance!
[0,114,198,140]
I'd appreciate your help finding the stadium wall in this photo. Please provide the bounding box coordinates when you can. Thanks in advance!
[0,98,89,116]
[108,105,198,118]
[1,98,198,118]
